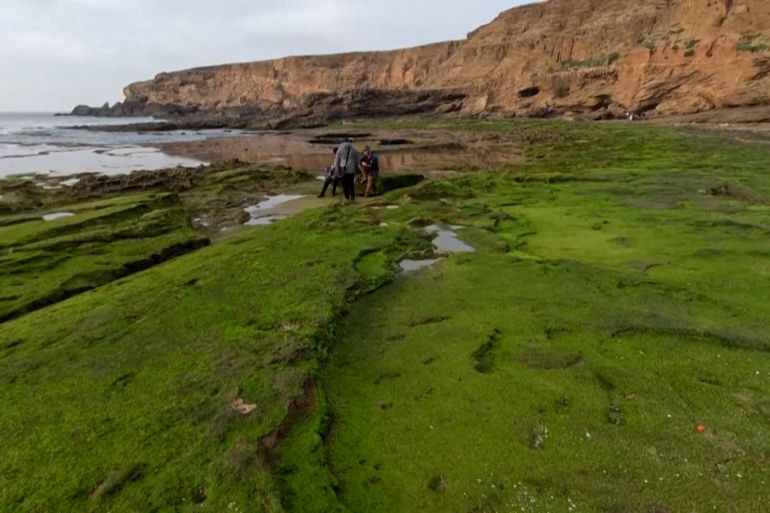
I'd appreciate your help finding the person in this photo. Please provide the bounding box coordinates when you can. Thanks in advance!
[358,145,380,197]
[318,147,339,198]
[334,138,359,201]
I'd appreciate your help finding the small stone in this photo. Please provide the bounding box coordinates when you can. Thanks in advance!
[428,475,448,492]
[231,398,258,415]
[530,423,548,449]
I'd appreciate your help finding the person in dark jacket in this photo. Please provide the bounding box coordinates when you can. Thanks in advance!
[334,139,359,201]
[318,147,339,198]
[358,145,380,197]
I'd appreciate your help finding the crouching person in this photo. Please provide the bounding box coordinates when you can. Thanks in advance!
[318,147,339,198]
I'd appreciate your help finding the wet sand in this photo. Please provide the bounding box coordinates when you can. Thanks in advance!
[155,128,524,177]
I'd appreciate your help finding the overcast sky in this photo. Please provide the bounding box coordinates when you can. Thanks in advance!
[0,0,532,112]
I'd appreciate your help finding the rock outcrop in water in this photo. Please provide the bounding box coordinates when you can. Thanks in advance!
[79,0,770,122]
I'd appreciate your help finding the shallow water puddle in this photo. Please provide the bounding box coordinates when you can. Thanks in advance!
[192,215,212,227]
[398,258,444,272]
[424,224,475,253]
[42,212,75,222]
[245,214,288,226]
[36,183,61,190]
[398,226,473,273]
[245,194,305,213]
[243,194,305,225]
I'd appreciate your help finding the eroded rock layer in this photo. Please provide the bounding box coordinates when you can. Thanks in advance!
[88,0,770,121]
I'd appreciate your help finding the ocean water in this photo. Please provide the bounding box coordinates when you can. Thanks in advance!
[0,112,236,178]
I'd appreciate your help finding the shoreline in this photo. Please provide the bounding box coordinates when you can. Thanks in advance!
[57,105,770,177]
[4,111,770,186]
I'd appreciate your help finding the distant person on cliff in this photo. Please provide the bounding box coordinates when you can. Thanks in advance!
[334,138,359,201]
[318,147,339,198]
[358,145,380,197]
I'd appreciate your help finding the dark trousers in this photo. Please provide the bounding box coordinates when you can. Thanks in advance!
[341,173,355,200]
[319,177,338,197]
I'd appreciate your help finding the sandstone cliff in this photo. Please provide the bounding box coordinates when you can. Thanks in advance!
[93,0,770,121]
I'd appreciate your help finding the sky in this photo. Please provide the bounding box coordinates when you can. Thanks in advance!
[0,0,532,112]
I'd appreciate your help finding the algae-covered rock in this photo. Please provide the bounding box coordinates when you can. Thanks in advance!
[354,173,424,196]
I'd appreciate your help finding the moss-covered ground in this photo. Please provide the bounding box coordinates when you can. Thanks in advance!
[0,163,322,323]
[0,203,421,512]
[312,121,770,513]
[0,192,207,322]
[1,120,769,512]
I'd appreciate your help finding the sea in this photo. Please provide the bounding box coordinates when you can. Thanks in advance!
[0,112,238,178]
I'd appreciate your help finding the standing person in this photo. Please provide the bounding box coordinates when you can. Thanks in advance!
[334,138,359,201]
[358,145,380,197]
[318,147,339,198]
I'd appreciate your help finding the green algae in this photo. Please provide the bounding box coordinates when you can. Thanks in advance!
[324,257,769,513]
[2,120,770,512]
[0,192,207,322]
[314,120,770,512]
[0,163,355,323]
[0,208,413,512]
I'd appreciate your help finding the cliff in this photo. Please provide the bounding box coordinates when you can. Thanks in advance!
[88,0,770,121]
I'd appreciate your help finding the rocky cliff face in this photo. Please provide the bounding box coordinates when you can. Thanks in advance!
[100,0,770,121]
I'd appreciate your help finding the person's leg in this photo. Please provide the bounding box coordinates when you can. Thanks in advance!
[318,177,332,197]
[365,173,373,197]
[347,173,355,201]
[332,178,339,196]
[341,175,350,199]
[342,174,353,200]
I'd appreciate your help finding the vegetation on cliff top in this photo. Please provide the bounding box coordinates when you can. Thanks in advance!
[1,119,770,512]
